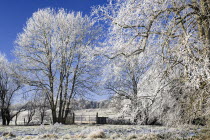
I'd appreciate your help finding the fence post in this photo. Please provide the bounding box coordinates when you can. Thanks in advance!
[73,113,75,124]
[96,112,98,124]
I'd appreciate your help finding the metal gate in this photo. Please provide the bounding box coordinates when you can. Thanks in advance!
[65,112,108,124]
[74,114,97,124]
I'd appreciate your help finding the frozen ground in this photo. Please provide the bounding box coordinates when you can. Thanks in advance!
[0,124,200,140]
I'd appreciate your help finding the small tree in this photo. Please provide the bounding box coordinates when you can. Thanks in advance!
[11,104,27,126]
[35,92,50,124]
[0,53,21,125]
[25,100,36,125]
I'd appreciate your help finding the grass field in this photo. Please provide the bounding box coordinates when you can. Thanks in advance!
[4,108,208,140]
[0,124,203,140]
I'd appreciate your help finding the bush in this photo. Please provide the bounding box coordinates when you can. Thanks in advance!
[192,117,207,126]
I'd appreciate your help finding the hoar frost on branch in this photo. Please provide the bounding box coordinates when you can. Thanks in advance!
[0,53,22,125]
[93,0,210,125]
[14,8,101,124]
[93,0,210,87]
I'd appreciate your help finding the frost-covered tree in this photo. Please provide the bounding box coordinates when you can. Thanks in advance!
[0,53,21,125]
[93,0,209,81]
[103,52,154,123]
[25,100,36,125]
[93,0,210,125]
[14,8,101,124]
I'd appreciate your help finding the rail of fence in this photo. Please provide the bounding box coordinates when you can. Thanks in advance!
[74,115,97,124]
[65,112,107,124]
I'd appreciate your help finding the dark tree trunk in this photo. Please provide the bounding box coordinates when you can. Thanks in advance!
[2,116,6,126]
[1,108,11,125]
[6,118,10,125]
[40,111,45,124]
[51,108,57,124]
[40,115,44,124]
[6,109,10,125]
[1,109,7,125]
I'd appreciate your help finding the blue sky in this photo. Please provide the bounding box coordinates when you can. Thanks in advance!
[0,0,109,101]
[0,0,107,60]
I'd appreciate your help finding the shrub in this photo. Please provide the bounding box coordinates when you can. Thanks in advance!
[192,117,207,126]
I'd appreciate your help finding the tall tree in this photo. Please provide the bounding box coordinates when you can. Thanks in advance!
[14,8,101,123]
[93,0,210,124]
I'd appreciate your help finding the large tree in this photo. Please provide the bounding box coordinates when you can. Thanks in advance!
[93,0,210,124]
[14,8,101,123]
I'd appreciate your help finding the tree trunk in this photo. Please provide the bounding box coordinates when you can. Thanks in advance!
[40,114,44,124]
[63,104,70,124]
[1,109,6,125]
[51,108,57,124]
[6,109,10,125]
[6,118,10,125]
[2,117,6,125]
